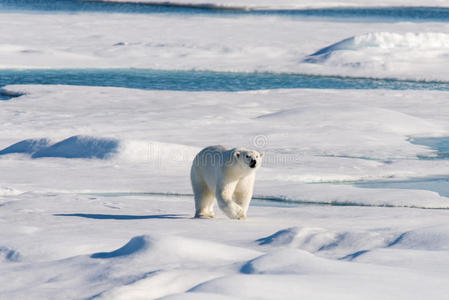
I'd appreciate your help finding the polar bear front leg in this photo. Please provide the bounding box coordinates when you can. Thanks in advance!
[216,180,245,220]
[234,175,255,219]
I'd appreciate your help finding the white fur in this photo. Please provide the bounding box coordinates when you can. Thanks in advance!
[191,145,264,220]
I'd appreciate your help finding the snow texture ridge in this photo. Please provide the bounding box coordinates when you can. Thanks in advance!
[92,234,260,263]
[256,226,405,259]
[92,235,150,258]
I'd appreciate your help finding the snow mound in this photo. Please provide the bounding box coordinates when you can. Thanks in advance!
[92,236,149,258]
[240,248,343,275]
[0,136,119,159]
[91,234,259,264]
[257,227,301,246]
[0,139,51,156]
[307,32,449,61]
[32,136,119,159]
[304,32,449,81]
[387,225,449,250]
[256,226,403,259]
[0,136,198,163]
[257,226,449,262]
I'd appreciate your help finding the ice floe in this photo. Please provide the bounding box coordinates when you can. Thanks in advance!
[2,13,449,81]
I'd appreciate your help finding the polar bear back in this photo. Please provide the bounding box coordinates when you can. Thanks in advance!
[191,145,236,192]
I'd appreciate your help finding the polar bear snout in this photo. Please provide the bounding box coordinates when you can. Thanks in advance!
[249,159,257,168]
[239,151,264,170]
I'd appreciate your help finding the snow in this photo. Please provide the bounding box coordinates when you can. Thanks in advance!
[2,3,449,300]
[31,136,119,159]
[0,138,51,156]
[1,85,449,299]
[0,186,22,197]
[2,85,449,209]
[304,32,449,81]
[2,191,449,299]
[2,12,449,81]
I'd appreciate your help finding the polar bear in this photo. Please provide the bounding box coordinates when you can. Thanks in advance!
[191,145,264,220]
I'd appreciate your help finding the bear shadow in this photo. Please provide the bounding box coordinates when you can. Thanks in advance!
[53,213,188,220]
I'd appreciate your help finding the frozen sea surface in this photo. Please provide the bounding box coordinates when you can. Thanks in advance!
[2,2,449,299]
[2,13,449,81]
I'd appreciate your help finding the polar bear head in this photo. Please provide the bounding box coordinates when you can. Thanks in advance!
[233,149,264,170]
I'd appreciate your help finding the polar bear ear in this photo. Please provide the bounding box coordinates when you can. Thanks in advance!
[259,151,264,158]
[234,151,240,158]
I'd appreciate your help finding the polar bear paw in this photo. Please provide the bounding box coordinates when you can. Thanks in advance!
[194,211,215,219]
[223,203,246,220]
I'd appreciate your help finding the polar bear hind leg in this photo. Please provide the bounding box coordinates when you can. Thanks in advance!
[191,168,216,218]
[194,190,215,218]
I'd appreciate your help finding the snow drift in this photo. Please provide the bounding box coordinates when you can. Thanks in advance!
[32,136,119,159]
[0,139,51,156]
[0,136,119,159]
[304,32,449,81]
[307,32,449,59]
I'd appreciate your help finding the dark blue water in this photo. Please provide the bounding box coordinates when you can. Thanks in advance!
[0,92,11,100]
[1,69,449,100]
[1,0,449,22]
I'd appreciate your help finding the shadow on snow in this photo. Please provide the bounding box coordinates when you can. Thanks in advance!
[53,213,187,220]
